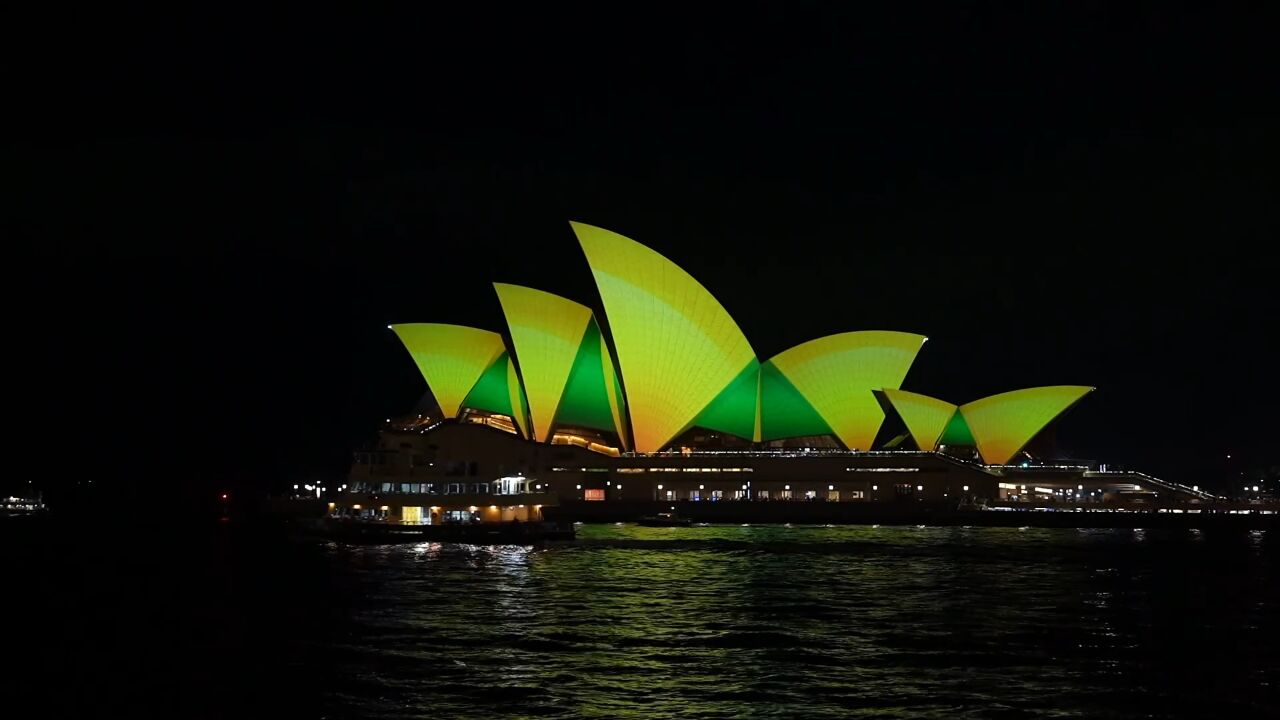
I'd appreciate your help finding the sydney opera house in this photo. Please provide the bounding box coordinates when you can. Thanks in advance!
[336,222,1211,523]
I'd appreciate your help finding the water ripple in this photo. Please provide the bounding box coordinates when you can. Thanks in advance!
[11,523,1278,719]
[300,525,1279,719]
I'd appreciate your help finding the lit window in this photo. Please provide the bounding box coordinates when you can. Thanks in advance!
[583,489,605,501]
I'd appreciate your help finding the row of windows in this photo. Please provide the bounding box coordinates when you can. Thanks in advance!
[653,489,867,501]
[354,482,532,495]
[611,467,756,473]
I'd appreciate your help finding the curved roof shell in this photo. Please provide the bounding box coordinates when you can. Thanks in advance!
[572,221,756,453]
[556,318,629,446]
[493,283,627,445]
[389,225,1095,461]
[958,385,1094,464]
[879,388,958,451]
[390,323,507,419]
[764,331,927,449]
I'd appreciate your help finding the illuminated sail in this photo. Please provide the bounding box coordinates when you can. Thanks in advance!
[494,284,593,441]
[765,332,927,450]
[879,388,958,451]
[494,283,628,444]
[572,221,756,452]
[959,386,1094,464]
[389,323,506,418]
[556,319,630,447]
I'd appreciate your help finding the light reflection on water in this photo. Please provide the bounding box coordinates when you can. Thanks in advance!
[13,522,1276,719]
[312,525,1277,719]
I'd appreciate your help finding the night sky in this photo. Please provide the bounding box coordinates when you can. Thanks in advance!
[12,5,1277,506]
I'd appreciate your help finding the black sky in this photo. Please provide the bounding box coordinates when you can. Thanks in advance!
[11,4,1278,503]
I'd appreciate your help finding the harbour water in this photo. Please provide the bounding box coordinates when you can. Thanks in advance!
[9,522,1277,718]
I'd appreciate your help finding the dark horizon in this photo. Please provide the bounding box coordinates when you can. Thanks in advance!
[11,5,1277,505]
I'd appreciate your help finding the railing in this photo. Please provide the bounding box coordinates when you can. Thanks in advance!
[343,482,546,496]
[1084,470,1223,501]
[622,449,951,459]
[987,464,1091,472]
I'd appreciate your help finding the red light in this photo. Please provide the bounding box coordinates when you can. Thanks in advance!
[220,493,228,501]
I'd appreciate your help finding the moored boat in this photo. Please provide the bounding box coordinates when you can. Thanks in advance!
[298,518,575,544]
[636,511,694,527]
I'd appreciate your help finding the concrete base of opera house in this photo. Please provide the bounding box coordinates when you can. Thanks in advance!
[342,422,1223,503]
[258,423,1275,531]
[263,496,1279,530]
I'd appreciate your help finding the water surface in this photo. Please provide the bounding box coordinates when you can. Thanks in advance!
[12,523,1277,718]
